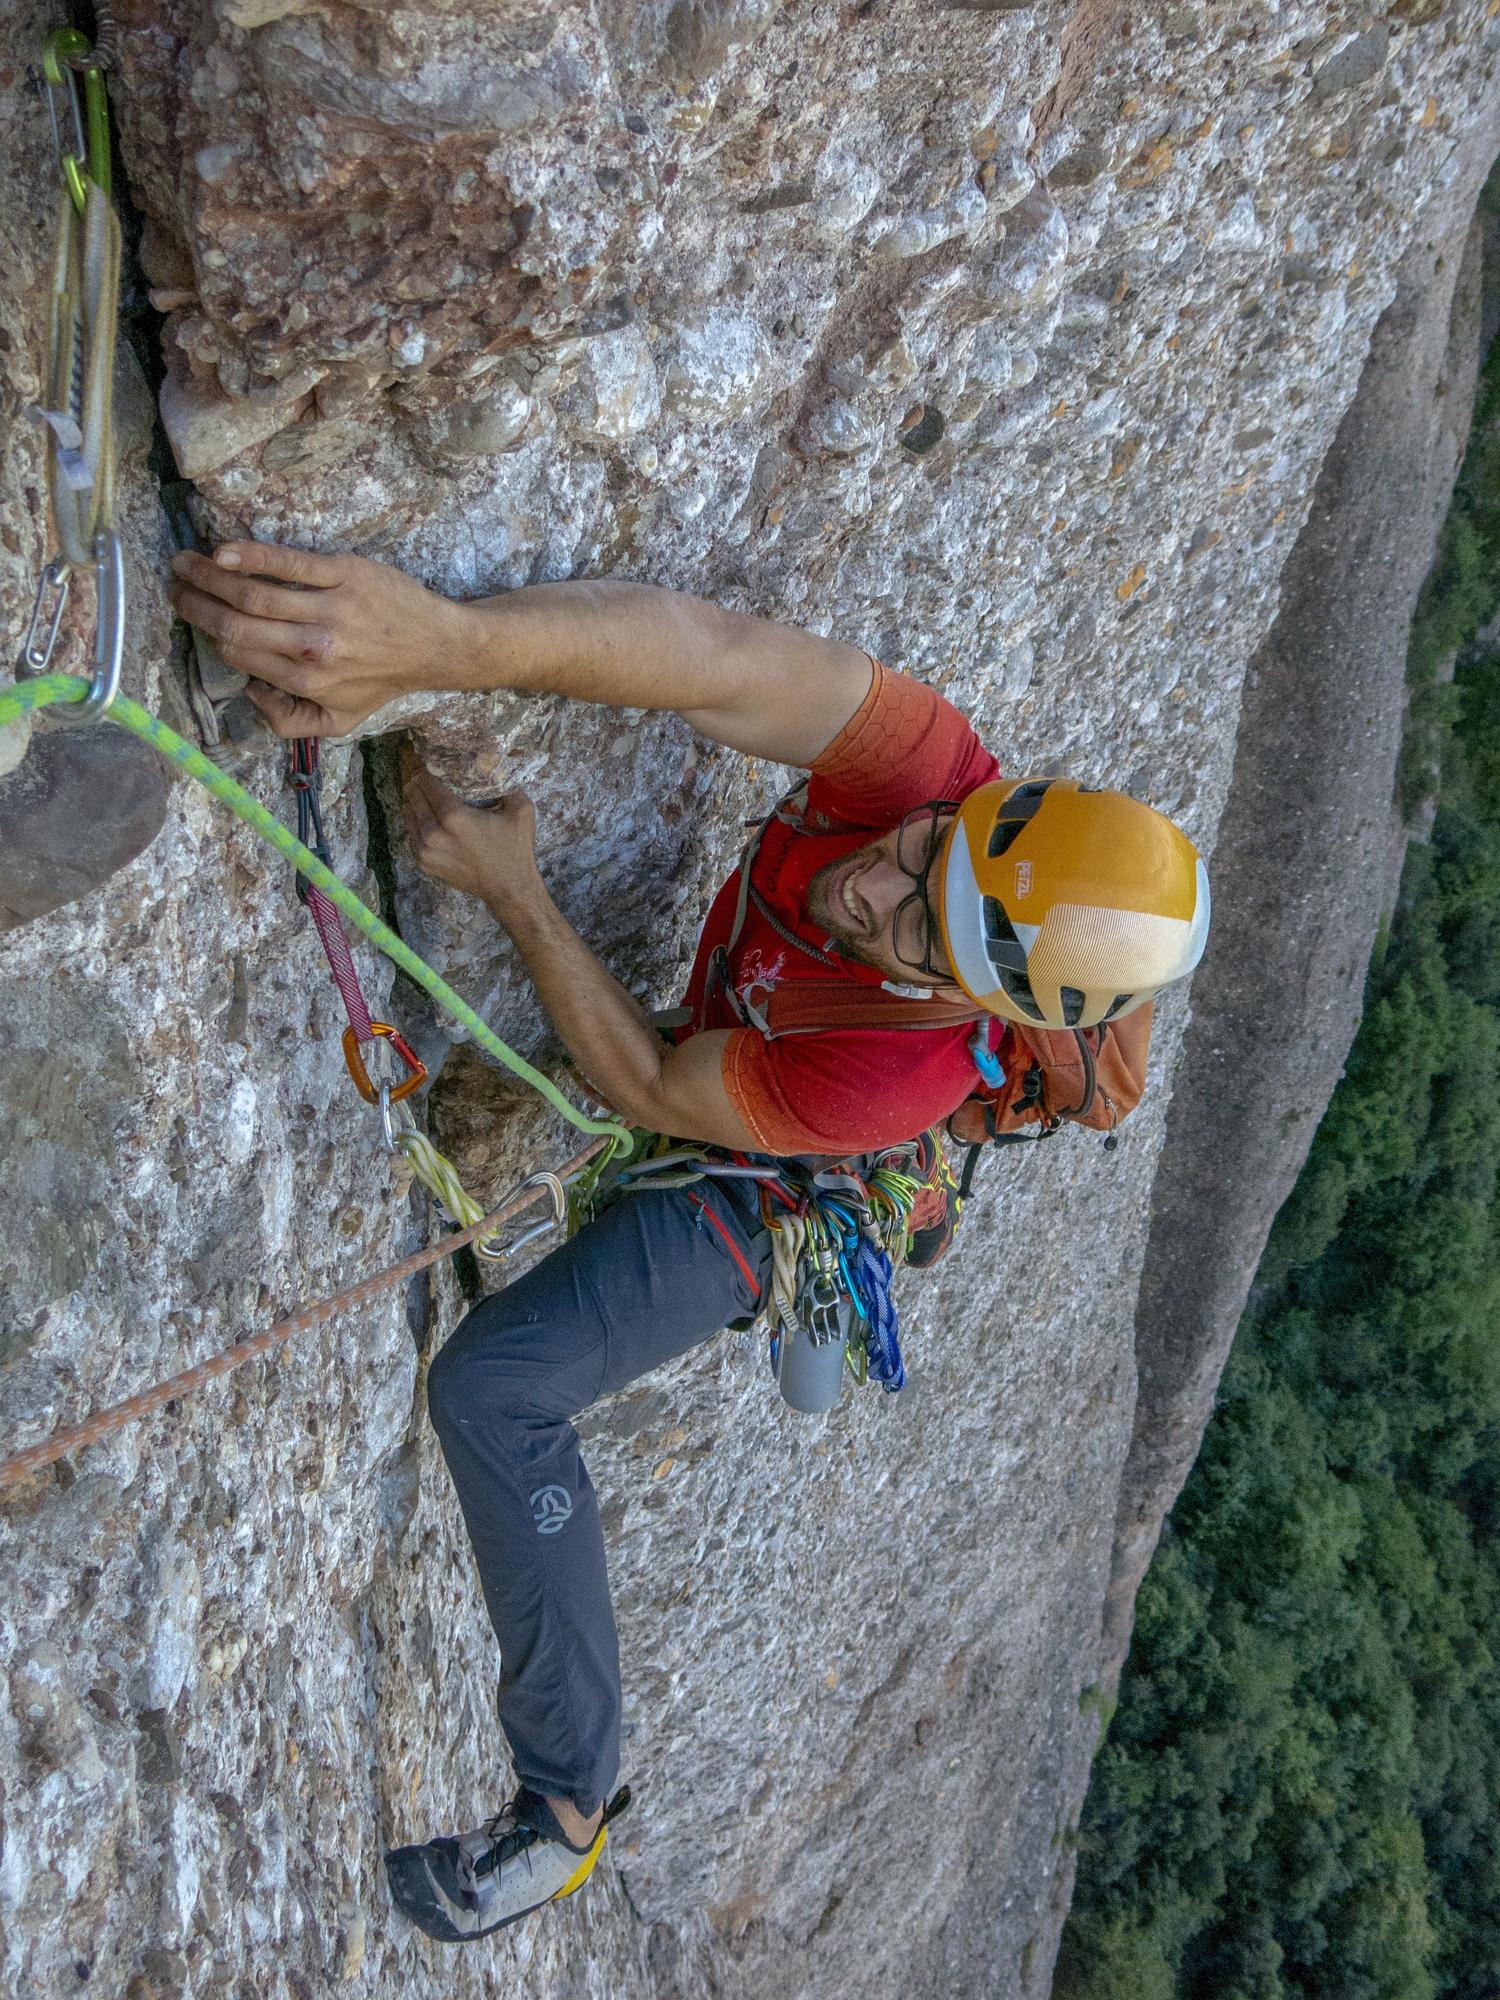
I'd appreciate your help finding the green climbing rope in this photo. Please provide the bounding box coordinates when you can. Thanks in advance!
[3,673,631,1159]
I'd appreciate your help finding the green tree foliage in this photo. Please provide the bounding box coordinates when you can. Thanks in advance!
[1057,320,1500,2000]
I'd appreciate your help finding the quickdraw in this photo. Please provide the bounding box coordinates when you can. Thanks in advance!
[288,725,634,1248]
[18,26,123,722]
[284,732,577,1249]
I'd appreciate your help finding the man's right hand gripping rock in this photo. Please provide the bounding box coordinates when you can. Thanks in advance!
[168,542,468,739]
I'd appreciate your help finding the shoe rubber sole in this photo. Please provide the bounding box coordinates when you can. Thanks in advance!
[384,1821,610,1943]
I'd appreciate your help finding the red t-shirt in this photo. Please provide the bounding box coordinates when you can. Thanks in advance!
[677,659,1000,1154]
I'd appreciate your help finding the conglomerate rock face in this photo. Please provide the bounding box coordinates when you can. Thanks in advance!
[0,3,1495,1997]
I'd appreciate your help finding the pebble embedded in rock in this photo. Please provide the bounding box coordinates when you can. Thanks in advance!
[897,403,947,454]
[661,308,775,422]
[559,325,661,441]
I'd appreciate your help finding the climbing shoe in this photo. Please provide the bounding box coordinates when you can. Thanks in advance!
[384,1784,631,1942]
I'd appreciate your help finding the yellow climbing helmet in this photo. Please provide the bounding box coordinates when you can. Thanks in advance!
[935,777,1210,1028]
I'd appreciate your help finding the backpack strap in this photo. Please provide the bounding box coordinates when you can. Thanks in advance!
[703,779,817,1030]
[758,981,985,1036]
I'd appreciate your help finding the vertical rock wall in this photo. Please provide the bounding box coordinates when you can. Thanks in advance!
[1102,115,1500,1692]
[1,5,1496,1998]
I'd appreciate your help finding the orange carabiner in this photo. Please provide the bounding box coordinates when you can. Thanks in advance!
[342,1021,427,1105]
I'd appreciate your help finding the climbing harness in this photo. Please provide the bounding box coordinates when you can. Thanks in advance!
[577,1132,929,1412]
[0,1139,606,1494]
[19,26,123,723]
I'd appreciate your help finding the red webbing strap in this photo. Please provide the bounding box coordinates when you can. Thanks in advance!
[290,735,375,1047]
[304,881,375,1044]
[759,981,984,1035]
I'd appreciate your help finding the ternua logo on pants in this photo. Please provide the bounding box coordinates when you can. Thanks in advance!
[529,1484,573,1534]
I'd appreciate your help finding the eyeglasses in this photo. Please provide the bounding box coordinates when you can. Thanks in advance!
[891,801,959,977]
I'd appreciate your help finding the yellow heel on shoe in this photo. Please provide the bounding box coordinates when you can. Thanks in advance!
[556,1826,607,1898]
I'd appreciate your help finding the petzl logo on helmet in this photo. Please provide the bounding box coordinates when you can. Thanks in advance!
[529,1484,573,1535]
[1014,860,1033,897]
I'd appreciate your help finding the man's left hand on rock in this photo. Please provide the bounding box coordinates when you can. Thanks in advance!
[402,750,541,917]
[167,541,466,739]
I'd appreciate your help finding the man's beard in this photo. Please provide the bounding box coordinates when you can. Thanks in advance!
[806,847,880,966]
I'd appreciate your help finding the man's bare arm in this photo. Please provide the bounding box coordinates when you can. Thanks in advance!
[465,577,874,767]
[403,760,763,1150]
[168,544,872,767]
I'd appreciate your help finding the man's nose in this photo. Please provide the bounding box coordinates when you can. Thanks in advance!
[860,855,911,917]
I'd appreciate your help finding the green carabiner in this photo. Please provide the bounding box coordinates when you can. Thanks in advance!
[43,28,111,215]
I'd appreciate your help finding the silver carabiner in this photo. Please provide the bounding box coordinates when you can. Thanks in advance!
[19,562,70,674]
[73,529,123,720]
[474,1170,566,1262]
[44,52,87,185]
[496,1170,567,1256]
[19,533,124,720]
[377,1083,405,1155]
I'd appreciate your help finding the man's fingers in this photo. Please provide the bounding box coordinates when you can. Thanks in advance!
[400,757,442,821]
[209,541,348,589]
[171,585,333,681]
[401,771,446,849]
[405,795,438,843]
[402,758,464,820]
[169,550,331,623]
[244,678,328,738]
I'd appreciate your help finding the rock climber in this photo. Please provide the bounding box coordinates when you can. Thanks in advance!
[168,541,1210,1943]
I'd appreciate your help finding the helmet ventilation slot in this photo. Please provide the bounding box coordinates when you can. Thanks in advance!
[997,964,1042,1021]
[988,820,1024,859]
[986,780,1052,858]
[982,897,1028,972]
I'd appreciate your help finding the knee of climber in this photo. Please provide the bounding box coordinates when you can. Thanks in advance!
[425,1325,502,1444]
[424,1298,533,1442]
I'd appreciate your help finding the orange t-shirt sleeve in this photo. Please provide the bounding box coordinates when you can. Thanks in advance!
[722,1031,812,1153]
[721,1025,971,1157]
[807,659,998,825]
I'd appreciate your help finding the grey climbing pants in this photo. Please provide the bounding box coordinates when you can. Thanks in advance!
[424,1174,772,1817]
